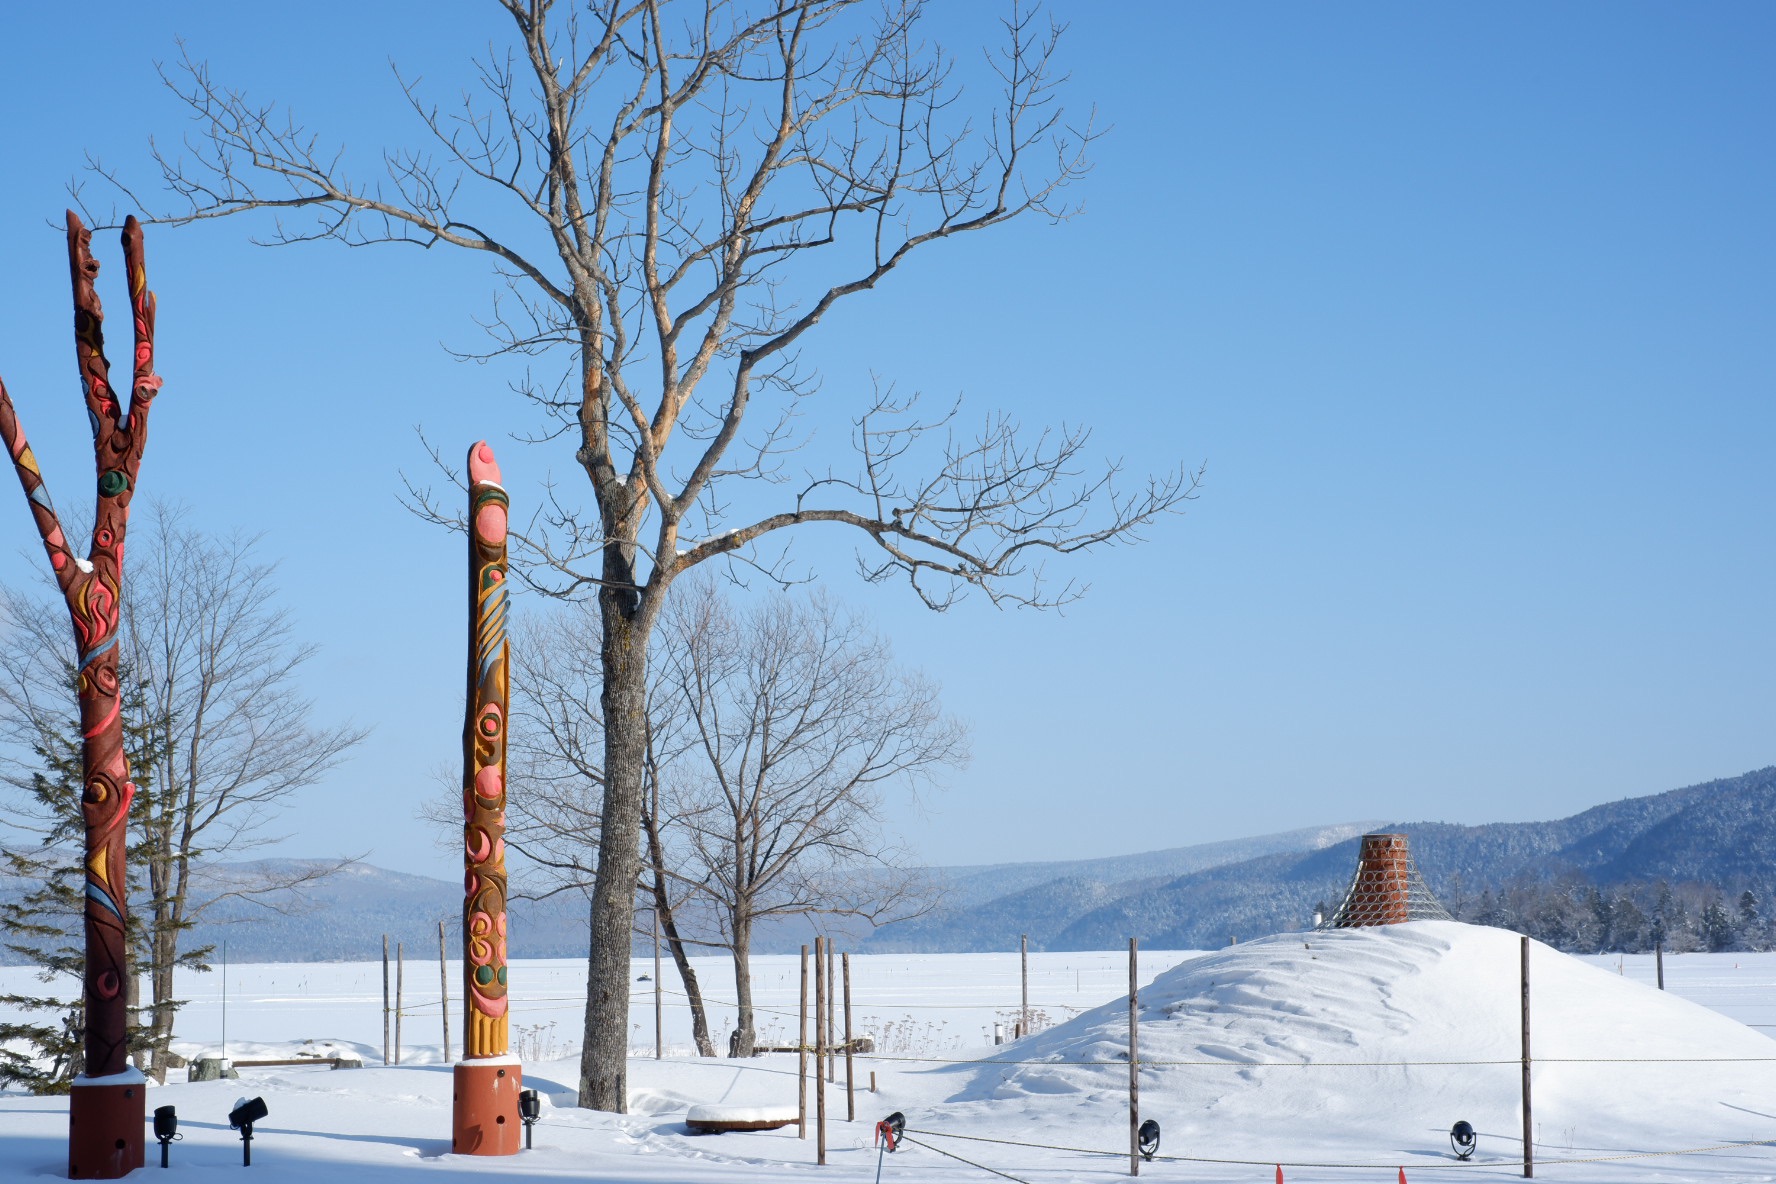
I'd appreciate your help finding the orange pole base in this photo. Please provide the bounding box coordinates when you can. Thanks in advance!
[68,1079,146,1179]
[452,1060,522,1155]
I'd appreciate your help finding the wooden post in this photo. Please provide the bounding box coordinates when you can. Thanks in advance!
[1656,941,1665,990]
[1521,934,1533,1179]
[396,941,405,1066]
[815,936,827,1165]
[382,935,391,1065]
[870,1071,877,1093]
[654,909,663,1060]
[843,952,856,1121]
[438,920,452,1063]
[1129,936,1140,1177]
[827,939,837,1083]
[799,944,809,1139]
[1020,933,1029,1038]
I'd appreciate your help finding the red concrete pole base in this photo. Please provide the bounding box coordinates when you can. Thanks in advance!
[68,1077,146,1179]
[452,1060,522,1155]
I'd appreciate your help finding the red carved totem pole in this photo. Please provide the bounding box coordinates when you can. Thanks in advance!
[452,441,521,1154]
[0,213,160,1178]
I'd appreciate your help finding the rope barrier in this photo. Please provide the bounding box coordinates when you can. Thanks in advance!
[899,1134,1037,1183]
[854,1051,1776,1067]
[905,1124,1776,1172]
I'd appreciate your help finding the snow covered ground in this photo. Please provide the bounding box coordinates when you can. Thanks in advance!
[5,923,1776,1182]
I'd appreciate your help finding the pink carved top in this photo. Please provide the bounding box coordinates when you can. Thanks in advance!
[468,440,503,487]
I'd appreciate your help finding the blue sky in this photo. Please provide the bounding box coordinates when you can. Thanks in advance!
[0,2,1770,879]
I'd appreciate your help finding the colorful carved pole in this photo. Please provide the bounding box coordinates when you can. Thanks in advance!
[0,212,159,1179]
[452,440,521,1155]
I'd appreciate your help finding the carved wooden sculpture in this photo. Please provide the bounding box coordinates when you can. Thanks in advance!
[452,440,521,1154]
[0,212,159,1179]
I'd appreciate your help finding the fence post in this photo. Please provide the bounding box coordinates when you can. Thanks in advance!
[1656,940,1665,990]
[654,909,663,1060]
[1129,936,1140,1177]
[396,941,405,1066]
[1021,934,1030,1038]
[438,920,451,1063]
[815,935,827,1166]
[827,939,837,1083]
[799,944,809,1139]
[843,952,856,1121]
[382,934,390,1066]
[1521,934,1533,1179]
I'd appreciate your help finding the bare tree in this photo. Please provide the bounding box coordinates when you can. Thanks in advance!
[662,583,962,1056]
[106,0,1199,1108]
[497,602,721,1057]
[0,504,367,1082]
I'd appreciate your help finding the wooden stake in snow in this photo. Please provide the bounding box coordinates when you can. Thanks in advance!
[382,935,391,1065]
[815,936,827,1165]
[1021,933,1030,1038]
[843,952,856,1121]
[396,941,405,1066]
[798,944,809,1140]
[827,939,837,1083]
[438,921,451,1063]
[1129,936,1140,1177]
[1656,941,1665,990]
[1521,934,1533,1179]
[654,909,663,1060]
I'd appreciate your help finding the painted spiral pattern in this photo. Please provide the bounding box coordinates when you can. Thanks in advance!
[463,440,511,1059]
[0,213,159,1079]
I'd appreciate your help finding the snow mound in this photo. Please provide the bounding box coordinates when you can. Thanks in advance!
[930,922,1776,1167]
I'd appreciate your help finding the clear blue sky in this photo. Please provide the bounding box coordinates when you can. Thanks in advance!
[0,3,1771,879]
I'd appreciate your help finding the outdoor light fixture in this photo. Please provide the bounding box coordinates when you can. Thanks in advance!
[1138,1118,1161,1162]
[1449,1120,1477,1160]
[229,1096,269,1166]
[153,1106,180,1169]
[519,1088,541,1150]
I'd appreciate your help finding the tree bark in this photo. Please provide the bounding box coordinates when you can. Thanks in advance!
[728,917,755,1058]
[579,583,652,1110]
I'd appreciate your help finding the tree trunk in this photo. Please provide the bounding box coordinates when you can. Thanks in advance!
[728,917,755,1058]
[579,587,651,1111]
[644,813,714,1057]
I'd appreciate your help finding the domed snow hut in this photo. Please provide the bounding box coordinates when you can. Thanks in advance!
[1324,832,1450,927]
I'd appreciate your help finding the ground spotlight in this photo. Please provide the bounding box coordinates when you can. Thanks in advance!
[153,1105,180,1169]
[229,1096,269,1166]
[519,1088,541,1149]
[1449,1120,1477,1160]
[1138,1118,1161,1161]
[875,1111,906,1151]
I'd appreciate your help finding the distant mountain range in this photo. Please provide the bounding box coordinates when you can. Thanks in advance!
[6,767,1774,962]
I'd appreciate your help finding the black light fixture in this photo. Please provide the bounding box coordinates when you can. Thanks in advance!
[1137,1118,1161,1162]
[876,1111,907,1151]
[152,1106,180,1169]
[518,1088,541,1149]
[229,1096,269,1166]
[1449,1120,1477,1160]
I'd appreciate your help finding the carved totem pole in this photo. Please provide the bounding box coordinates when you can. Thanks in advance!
[0,213,159,1178]
[452,441,521,1154]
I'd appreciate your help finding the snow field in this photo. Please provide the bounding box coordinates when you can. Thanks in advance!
[4,924,1776,1181]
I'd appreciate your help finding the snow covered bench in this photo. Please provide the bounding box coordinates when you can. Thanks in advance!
[684,1104,799,1134]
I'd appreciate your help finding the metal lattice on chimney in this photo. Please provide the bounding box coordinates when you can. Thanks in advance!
[1323,833,1450,928]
